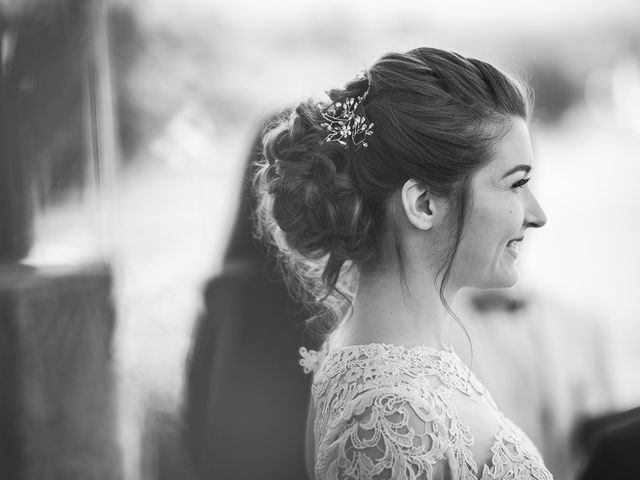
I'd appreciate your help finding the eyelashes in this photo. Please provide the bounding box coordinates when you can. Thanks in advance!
[511,177,531,190]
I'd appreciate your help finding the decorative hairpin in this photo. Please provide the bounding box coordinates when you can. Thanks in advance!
[320,87,374,148]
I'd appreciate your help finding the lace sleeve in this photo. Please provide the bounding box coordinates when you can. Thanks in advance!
[315,388,456,480]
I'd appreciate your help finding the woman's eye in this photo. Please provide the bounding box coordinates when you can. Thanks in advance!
[511,177,530,189]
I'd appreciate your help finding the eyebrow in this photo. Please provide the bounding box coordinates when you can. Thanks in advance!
[501,164,531,178]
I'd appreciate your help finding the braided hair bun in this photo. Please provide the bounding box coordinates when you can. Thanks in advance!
[255,82,377,302]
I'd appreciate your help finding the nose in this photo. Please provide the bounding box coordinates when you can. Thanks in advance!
[523,188,547,228]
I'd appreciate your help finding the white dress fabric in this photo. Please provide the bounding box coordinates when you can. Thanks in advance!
[299,343,554,480]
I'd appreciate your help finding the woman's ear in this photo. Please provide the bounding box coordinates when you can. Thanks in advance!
[401,179,438,230]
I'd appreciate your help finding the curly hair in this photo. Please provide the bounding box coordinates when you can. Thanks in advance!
[253,47,533,330]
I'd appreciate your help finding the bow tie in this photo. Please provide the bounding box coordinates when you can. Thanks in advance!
[470,292,527,313]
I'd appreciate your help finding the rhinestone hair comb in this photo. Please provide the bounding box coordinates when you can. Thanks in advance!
[320,85,374,148]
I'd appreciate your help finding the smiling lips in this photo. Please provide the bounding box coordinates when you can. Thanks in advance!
[506,237,524,256]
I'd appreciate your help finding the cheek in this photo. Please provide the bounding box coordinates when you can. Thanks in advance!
[465,200,519,257]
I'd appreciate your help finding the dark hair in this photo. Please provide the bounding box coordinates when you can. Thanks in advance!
[254,47,533,329]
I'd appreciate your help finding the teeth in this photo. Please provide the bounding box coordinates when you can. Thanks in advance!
[508,240,520,251]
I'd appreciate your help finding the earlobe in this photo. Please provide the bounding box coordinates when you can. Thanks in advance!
[401,179,436,231]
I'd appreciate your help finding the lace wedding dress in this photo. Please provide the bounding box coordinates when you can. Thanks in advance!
[299,343,554,480]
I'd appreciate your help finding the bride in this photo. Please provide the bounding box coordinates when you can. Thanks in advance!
[254,47,551,480]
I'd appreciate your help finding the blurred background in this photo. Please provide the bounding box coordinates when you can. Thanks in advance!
[1,0,640,479]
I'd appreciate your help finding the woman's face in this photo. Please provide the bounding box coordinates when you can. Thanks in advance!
[451,118,547,289]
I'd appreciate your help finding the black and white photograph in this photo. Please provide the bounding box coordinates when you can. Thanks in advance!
[1,1,640,479]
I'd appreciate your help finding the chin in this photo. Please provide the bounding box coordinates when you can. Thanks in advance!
[487,270,519,289]
[452,261,520,290]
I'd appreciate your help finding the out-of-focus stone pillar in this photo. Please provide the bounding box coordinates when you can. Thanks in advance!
[0,0,122,478]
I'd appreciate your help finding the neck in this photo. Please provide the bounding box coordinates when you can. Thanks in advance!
[331,262,458,351]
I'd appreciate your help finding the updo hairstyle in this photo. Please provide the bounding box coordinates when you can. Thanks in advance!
[254,47,532,326]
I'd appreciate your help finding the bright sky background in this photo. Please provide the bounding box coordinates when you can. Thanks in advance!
[138,0,640,30]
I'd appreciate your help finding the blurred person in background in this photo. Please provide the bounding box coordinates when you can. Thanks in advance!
[184,122,318,480]
[578,406,640,479]
[451,287,614,480]
[254,47,553,479]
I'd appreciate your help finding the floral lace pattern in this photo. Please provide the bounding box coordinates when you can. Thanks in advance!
[301,343,553,480]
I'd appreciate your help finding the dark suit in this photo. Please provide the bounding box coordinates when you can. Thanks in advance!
[579,407,640,480]
[184,126,318,480]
